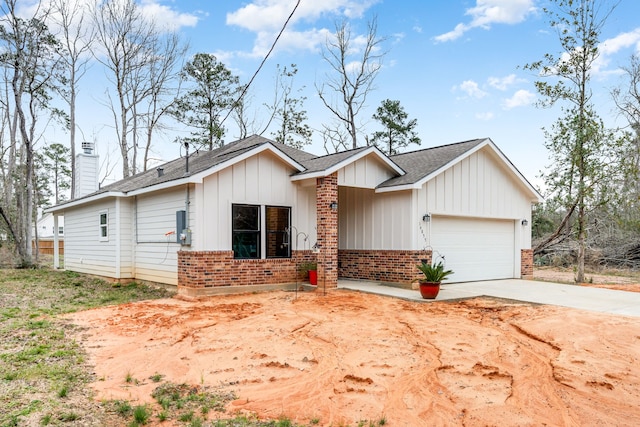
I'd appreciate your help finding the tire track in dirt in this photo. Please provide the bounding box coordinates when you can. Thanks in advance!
[68,291,640,426]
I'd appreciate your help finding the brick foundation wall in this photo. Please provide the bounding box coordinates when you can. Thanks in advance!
[339,250,431,284]
[177,250,316,290]
[521,249,533,279]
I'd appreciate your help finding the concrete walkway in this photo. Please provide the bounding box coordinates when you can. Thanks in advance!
[338,279,640,317]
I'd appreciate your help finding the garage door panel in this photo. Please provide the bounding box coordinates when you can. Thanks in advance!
[431,216,515,282]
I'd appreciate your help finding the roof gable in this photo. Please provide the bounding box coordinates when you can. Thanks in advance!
[291,145,404,181]
[377,138,542,202]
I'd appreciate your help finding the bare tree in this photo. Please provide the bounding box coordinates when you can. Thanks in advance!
[611,54,640,222]
[92,0,155,178]
[320,123,349,154]
[140,32,187,171]
[316,18,386,151]
[231,85,256,140]
[268,64,312,149]
[0,0,64,266]
[51,0,93,197]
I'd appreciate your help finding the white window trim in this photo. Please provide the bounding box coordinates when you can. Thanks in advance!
[99,210,108,242]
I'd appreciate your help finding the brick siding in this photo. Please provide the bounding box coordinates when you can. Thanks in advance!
[521,248,533,279]
[339,249,431,284]
[177,250,316,290]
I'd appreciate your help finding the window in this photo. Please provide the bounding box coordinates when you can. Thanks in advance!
[231,204,292,259]
[99,211,108,241]
[58,226,64,236]
[266,206,291,258]
[232,204,260,259]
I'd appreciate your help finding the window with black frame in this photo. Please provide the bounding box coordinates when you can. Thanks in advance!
[232,204,260,259]
[266,206,291,258]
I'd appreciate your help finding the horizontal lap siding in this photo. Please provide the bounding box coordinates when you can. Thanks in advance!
[64,200,118,277]
[134,188,186,285]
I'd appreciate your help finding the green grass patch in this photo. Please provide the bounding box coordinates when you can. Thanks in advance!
[0,268,172,426]
[151,382,236,418]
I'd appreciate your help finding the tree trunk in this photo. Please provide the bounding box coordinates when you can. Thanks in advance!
[70,68,76,197]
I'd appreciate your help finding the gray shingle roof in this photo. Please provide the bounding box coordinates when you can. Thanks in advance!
[89,135,314,196]
[293,146,370,174]
[379,138,486,188]
[57,136,491,209]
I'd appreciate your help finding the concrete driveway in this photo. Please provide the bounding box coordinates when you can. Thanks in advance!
[338,279,640,317]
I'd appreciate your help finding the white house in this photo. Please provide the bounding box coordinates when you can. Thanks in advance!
[35,212,64,239]
[46,135,542,296]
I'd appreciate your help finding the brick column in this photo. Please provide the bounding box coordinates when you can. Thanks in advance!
[521,249,533,279]
[316,174,338,288]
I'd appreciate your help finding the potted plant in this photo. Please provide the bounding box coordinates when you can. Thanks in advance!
[298,261,318,286]
[415,260,453,299]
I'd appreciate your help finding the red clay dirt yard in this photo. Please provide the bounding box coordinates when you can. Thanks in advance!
[68,278,640,426]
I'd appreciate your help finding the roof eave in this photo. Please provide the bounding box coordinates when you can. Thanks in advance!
[375,183,419,193]
[44,191,126,214]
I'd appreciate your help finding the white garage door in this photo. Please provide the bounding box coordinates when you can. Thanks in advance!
[430,216,516,282]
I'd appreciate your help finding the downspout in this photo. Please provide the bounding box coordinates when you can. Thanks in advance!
[185,184,190,236]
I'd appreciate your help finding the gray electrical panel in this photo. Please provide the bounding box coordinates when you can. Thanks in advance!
[176,210,186,244]
[176,210,191,246]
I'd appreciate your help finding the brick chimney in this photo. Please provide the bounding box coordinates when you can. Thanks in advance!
[74,142,99,199]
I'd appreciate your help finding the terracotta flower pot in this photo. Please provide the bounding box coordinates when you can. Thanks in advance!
[418,281,440,299]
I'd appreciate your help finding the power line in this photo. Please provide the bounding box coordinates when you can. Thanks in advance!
[220,0,301,129]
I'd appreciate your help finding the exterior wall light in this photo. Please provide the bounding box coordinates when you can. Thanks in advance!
[329,202,338,210]
[521,219,529,226]
[422,213,431,222]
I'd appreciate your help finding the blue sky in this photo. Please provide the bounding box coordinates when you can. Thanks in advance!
[40,0,640,188]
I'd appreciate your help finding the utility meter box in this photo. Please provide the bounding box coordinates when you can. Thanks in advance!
[176,210,191,245]
[180,229,192,246]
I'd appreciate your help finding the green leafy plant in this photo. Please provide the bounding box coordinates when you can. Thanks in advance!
[297,262,317,275]
[416,261,453,283]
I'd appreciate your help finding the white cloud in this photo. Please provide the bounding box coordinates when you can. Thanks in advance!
[435,0,536,43]
[488,74,525,90]
[224,0,378,59]
[435,23,468,43]
[599,28,640,55]
[227,0,377,32]
[241,27,331,58]
[455,80,488,99]
[503,89,535,109]
[139,0,200,31]
[592,28,640,76]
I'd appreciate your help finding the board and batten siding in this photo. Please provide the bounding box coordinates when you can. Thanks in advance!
[416,147,534,249]
[133,187,188,285]
[196,151,317,251]
[338,187,413,250]
[64,198,133,279]
[337,155,396,189]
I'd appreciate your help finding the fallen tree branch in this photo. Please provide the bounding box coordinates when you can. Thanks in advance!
[534,201,578,254]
